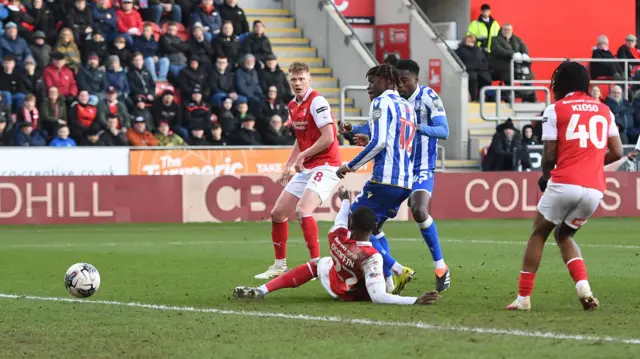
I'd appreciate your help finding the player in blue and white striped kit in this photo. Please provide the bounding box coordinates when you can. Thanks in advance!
[336,64,417,295]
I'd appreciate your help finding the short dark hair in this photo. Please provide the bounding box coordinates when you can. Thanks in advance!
[481,4,491,10]
[396,59,420,76]
[253,20,263,27]
[366,64,400,87]
[3,54,14,62]
[550,61,590,100]
[350,207,377,233]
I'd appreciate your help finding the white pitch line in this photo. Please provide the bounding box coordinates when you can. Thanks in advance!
[0,293,638,345]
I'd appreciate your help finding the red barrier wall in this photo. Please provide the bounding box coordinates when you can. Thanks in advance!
[470,0,636,91]
[0,176,183,225]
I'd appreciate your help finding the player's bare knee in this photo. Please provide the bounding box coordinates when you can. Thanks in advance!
[412,207,429,224]
[270,207,287,222]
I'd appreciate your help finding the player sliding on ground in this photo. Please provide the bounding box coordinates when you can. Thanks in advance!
[234,187,441,305]
[255,61,342,279]
[336,64,417,295]
[506,61,623,311]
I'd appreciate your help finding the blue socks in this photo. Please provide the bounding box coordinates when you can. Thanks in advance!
[419,217,444,263]
[370,232,394,278]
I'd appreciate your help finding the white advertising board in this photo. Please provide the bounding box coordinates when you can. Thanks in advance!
[0,148,129,176]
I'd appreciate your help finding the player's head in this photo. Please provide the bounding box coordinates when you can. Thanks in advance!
[550,61,590,101]
[396,59,420,99]
[288,61,312,99]
[366,64,400,100]
[349,207,378,240]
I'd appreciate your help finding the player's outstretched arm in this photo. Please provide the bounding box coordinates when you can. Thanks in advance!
[418,90,449,140]
[329,187,351,232]
[346,100,388,171]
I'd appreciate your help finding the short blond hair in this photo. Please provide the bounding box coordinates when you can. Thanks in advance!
[288,61,310,75]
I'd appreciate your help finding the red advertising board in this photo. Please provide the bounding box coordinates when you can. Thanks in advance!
[332,0,375,27]
[375,24,410,63]
[428,59,442,93]
[0,176,183,225]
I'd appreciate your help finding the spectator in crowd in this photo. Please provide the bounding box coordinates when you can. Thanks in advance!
[490,24,529,85]
[174,0,198,26]
[590,85,603,101]
[231,114,261,145]
[29,31,51,70]
[0,116,13,146]
[100,113,129,146]
[49,125,77,147]
[27,1,56,44]
[629,91,640,144]
[77,52,110,102]
[482,119,532,171]
[109,36,132,69]
[83,31,108,65]
[107,55,131,101]
[148,0,183,24]
[54,28,82,74]
[155,119,185,146]
[0,93,10,124]
[40,87,68,138]
[152,88,183,136]
[22,56,45,105]
[78,128,106,146]
[216,96,239,136]
[133,22,169,82]
[467,3,500,52]
[243,20,272,66]
[0,54,25,111]
[208,121,227,145]
[92,0,118,40]
[456,33,491,102]
[44,52,79,99]
[187,23,214,69]
[160,21,189,79]
[219,0,248,37]
[69,91,102,141]
[131,95,154,130]
[116,0,142,46]
[590,35,623,80]
[260,85,288,130]
[235,54,264,109]
[259,54,292,102]
[0,22,31,68]
[16,93,39,128]
[127,115,158,146]
[605,85,632,144]
[616,34,640,78]
[65,0,94,42]
[186,124,210,145]
[127,52,156,102]
[209,56,244,106]
[261,114,294,145]
[15,121,46,146]
[521,124,538,145]
[182,84,211,131]
[5,1,35,44]
[97,86,131,130]
[177,56,208,99]
[214,21,241,67]
[190,0,221,42]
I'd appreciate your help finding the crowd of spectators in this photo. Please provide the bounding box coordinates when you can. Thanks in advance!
[0,0,297,147]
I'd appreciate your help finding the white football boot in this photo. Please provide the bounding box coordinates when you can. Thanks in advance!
[506,296,531,311]
[576,280,599,311]
[254,264,288,279]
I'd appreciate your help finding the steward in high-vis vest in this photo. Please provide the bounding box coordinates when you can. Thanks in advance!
[467,4,501,52]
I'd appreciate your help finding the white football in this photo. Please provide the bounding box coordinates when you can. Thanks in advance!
[64,263,101,298]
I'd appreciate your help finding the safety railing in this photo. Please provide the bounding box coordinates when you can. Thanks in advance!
[340,85,369,123]
[511,57,640,100]
[479,86,551,121]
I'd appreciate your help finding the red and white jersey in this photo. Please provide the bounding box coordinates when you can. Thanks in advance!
[542,92,619,192]
[327,227,383,301]
[288,88,341,168]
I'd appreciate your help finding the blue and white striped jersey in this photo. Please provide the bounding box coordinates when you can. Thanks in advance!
[408,85,448,173]
[347,90,416,189]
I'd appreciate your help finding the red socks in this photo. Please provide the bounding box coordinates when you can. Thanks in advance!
[271,220,288,260]
[265,262,317,292]
[518,271,536,297]
[567,258,588,284]
[300,216,320,259]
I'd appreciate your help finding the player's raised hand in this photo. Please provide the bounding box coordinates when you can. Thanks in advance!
[339,122,353,133]
[336,165,353,179]
[337,186,350,201]
[414,291,440,305]
[354,134,370,147]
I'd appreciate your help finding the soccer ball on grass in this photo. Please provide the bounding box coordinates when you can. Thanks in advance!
[64,263,101,298]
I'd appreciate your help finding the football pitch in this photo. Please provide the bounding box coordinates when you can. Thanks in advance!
[1,219,639,358]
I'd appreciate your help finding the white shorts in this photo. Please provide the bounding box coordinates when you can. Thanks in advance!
[284,165,340,203]
[537,181,603,229]
[317,256,338,299]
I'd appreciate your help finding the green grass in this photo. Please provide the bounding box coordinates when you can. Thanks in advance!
[1,219,640,358]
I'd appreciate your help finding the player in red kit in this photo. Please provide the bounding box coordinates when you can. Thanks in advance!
[506,62,623,311]
[236,187,440,305]
[254,61,342,279]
